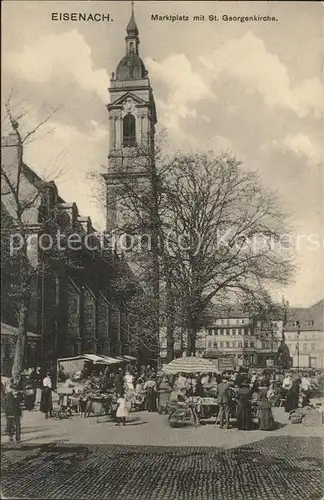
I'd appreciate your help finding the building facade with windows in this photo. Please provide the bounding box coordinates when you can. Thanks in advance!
[284,300,324,369]
[199,305,284,368]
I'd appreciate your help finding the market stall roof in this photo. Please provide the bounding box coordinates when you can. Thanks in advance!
[163,356,218,374]
[115,355,137,362]
[99,355,121,365]
[122,355,137,361]
[1,322,41,339]
[57,354,121,365]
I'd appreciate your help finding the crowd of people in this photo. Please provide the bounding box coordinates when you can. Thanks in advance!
[1,363,322,441]
[108,365,321,429]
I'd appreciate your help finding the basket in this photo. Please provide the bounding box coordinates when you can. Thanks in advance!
[303,409,323,427]
[288,409,304,424]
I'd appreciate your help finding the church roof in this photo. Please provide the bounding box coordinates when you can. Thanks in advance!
[116,54,146,80]
[115,2,147,81]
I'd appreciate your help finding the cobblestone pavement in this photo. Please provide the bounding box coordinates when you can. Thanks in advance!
[1,436,324,500]
[1,407,323,448]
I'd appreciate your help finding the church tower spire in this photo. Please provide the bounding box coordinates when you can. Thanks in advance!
[104,2,157,231]
[125,1,139,56]
[115,1,146,81]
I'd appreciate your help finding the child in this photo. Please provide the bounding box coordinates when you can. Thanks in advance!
[116,393,128,426]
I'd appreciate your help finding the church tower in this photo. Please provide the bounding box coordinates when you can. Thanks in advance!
[104,2,157,234]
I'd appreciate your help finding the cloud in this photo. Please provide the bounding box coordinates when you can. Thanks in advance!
[146,54,214,133]
[22,115,108,228]
[291,78,324,119]
[200,32,324,119]
[282,134,324,165]
[3,30,110,102]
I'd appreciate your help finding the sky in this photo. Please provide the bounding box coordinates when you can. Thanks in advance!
[2,1,323,307]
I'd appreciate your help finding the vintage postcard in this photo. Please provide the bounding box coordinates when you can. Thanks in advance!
[1,1,323,499]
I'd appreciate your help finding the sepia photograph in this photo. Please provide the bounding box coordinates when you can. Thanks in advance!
[1,1,323,499]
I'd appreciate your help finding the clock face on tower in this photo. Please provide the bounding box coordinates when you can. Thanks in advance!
[123,97,135,113]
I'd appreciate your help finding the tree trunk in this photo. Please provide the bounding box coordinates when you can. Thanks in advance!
[166,322,174,362]
[165,275,175,362]
[149,157,161,367]
[186,321,197,356]
[12,294,31,383]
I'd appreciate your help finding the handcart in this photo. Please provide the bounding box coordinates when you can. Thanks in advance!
[198,397,219,422]
[88,394,113,422]
[134,392,146,411]
[168,400,200,428]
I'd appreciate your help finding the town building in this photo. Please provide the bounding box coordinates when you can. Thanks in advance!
[159,305,284,368]
[285,299,324,369]
[192,304,284,368]
[192,301,324,370]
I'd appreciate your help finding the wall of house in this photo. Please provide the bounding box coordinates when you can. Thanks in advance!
[285,330,324,369]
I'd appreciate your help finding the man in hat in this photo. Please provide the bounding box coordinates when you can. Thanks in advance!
[4,379,24,442]
[216,374,231,429]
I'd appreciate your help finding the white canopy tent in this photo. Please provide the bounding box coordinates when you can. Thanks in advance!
[162,356,218,375]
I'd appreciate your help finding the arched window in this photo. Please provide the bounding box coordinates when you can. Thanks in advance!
[123,114,136,146]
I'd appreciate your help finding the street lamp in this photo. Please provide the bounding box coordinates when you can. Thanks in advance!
[296,320,301,370]
[282,296,289,339]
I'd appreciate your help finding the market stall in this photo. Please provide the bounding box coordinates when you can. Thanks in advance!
[55,354,121,420]
[163,356,220,425]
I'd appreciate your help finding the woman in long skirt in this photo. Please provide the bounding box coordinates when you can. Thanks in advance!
[258,387,275,430]
[157,376,172,414]
[236,382,253,430]
[284,379,301,413]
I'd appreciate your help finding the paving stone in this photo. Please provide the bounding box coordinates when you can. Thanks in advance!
[1,436,323,500]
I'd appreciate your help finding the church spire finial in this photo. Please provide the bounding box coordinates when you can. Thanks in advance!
[126,1,139,38]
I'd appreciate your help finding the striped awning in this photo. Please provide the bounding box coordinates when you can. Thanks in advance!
[163,356,218,374]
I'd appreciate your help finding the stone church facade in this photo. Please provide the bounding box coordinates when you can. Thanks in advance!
[1,5,157,374]
[1,132,134,373]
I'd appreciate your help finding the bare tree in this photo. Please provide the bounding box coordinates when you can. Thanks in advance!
[1,97,61,382]
[92,138,294,361]
[162,152,295,355]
